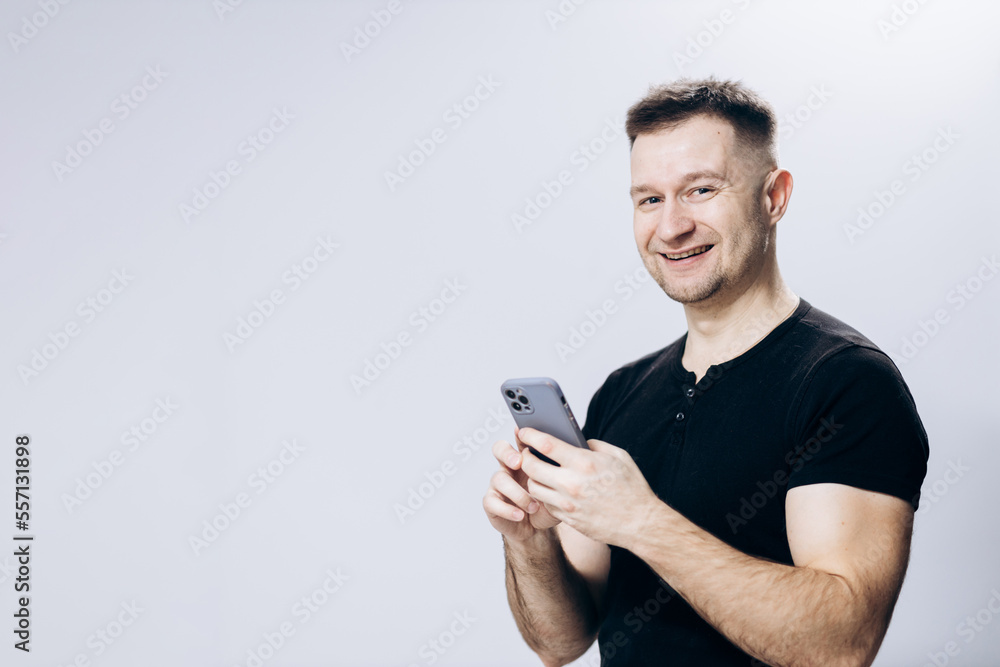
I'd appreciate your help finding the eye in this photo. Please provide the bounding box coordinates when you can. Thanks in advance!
[640,196,662,205]
[692,187,713,196]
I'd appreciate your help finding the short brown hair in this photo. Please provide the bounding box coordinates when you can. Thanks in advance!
[625,77,778,168]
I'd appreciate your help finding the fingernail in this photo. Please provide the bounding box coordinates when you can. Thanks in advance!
[527,501,539,514]
[507,453,519,467]
[512,509,524,520]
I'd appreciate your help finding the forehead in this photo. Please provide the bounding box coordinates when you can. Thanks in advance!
[630,115,739,180]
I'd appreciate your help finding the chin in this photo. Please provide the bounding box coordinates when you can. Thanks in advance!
[664,288,717,304]
[655,274,726,304]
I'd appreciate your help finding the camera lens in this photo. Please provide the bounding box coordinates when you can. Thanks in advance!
[511,402,521,411]
[505,389,516,399]
[518,395,529,405]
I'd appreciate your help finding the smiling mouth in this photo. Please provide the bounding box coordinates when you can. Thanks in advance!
[662,244,713,260]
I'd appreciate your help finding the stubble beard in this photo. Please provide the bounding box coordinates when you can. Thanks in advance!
[645,205,771,306]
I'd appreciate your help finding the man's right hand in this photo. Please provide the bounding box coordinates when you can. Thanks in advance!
[483,430,561,543]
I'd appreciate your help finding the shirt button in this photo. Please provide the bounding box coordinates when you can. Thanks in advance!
[675,412,685,421]
[684,388,695,398]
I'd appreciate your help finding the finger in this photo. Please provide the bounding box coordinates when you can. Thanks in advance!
[518,427,587,468]
[520,443,567,490]
[513,426,534,454]
[483,489,527,522]
[491,439,521,471]
[526,477,572,514]
[586,438,622,456]
[490,470,541,514]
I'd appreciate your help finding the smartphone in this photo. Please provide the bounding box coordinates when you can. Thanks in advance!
[500,377,589,466]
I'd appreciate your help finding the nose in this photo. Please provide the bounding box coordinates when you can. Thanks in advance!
[654,198,697,244]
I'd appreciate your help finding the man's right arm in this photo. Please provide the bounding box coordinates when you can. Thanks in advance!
[503,528,602,666]
[484,436,609,666]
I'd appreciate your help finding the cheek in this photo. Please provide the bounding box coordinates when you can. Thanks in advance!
[708,198,739,224]
[712,203,750,242]
[633,214,651,244]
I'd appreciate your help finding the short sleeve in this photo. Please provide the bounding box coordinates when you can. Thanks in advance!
[786,345,929,509]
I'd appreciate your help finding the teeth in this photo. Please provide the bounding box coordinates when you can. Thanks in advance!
[665,245,711,260]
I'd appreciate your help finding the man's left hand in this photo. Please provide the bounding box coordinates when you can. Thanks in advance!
[516,426,660,549]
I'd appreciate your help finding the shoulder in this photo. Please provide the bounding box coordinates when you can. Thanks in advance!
[783,304,929,507]
[596,335,684,398]
[788,301,910,395]
[580,336,683,438]
[788,301,883,361]
[775,301,914,400]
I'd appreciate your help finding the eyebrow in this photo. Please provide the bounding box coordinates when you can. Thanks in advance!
[628,170,728,198]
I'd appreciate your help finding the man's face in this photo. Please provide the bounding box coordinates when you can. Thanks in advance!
[629,115,773,305]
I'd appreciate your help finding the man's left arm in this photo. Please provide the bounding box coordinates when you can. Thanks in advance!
[632,481,912,667]
[518,430,915,667]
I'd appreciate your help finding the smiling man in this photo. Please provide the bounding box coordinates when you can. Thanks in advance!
[483,78,929,666]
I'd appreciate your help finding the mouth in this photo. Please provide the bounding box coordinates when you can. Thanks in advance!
[661,244,714,262]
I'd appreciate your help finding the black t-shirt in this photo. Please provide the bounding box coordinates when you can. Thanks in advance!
[579,298,929,666]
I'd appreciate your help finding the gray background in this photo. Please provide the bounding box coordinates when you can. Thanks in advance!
[1,1,998,665]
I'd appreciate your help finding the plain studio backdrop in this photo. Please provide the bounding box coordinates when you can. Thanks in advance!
[1,1,998,665]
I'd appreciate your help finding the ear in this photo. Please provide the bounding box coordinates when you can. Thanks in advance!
[764,168,793,226]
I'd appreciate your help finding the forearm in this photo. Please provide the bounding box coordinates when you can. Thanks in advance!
[503,530,599,666]
[627,503,878,667]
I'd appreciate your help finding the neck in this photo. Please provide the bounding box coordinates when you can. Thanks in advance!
[680,256,799,382]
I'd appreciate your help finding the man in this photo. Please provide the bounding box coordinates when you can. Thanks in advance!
[482,78,929,666]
